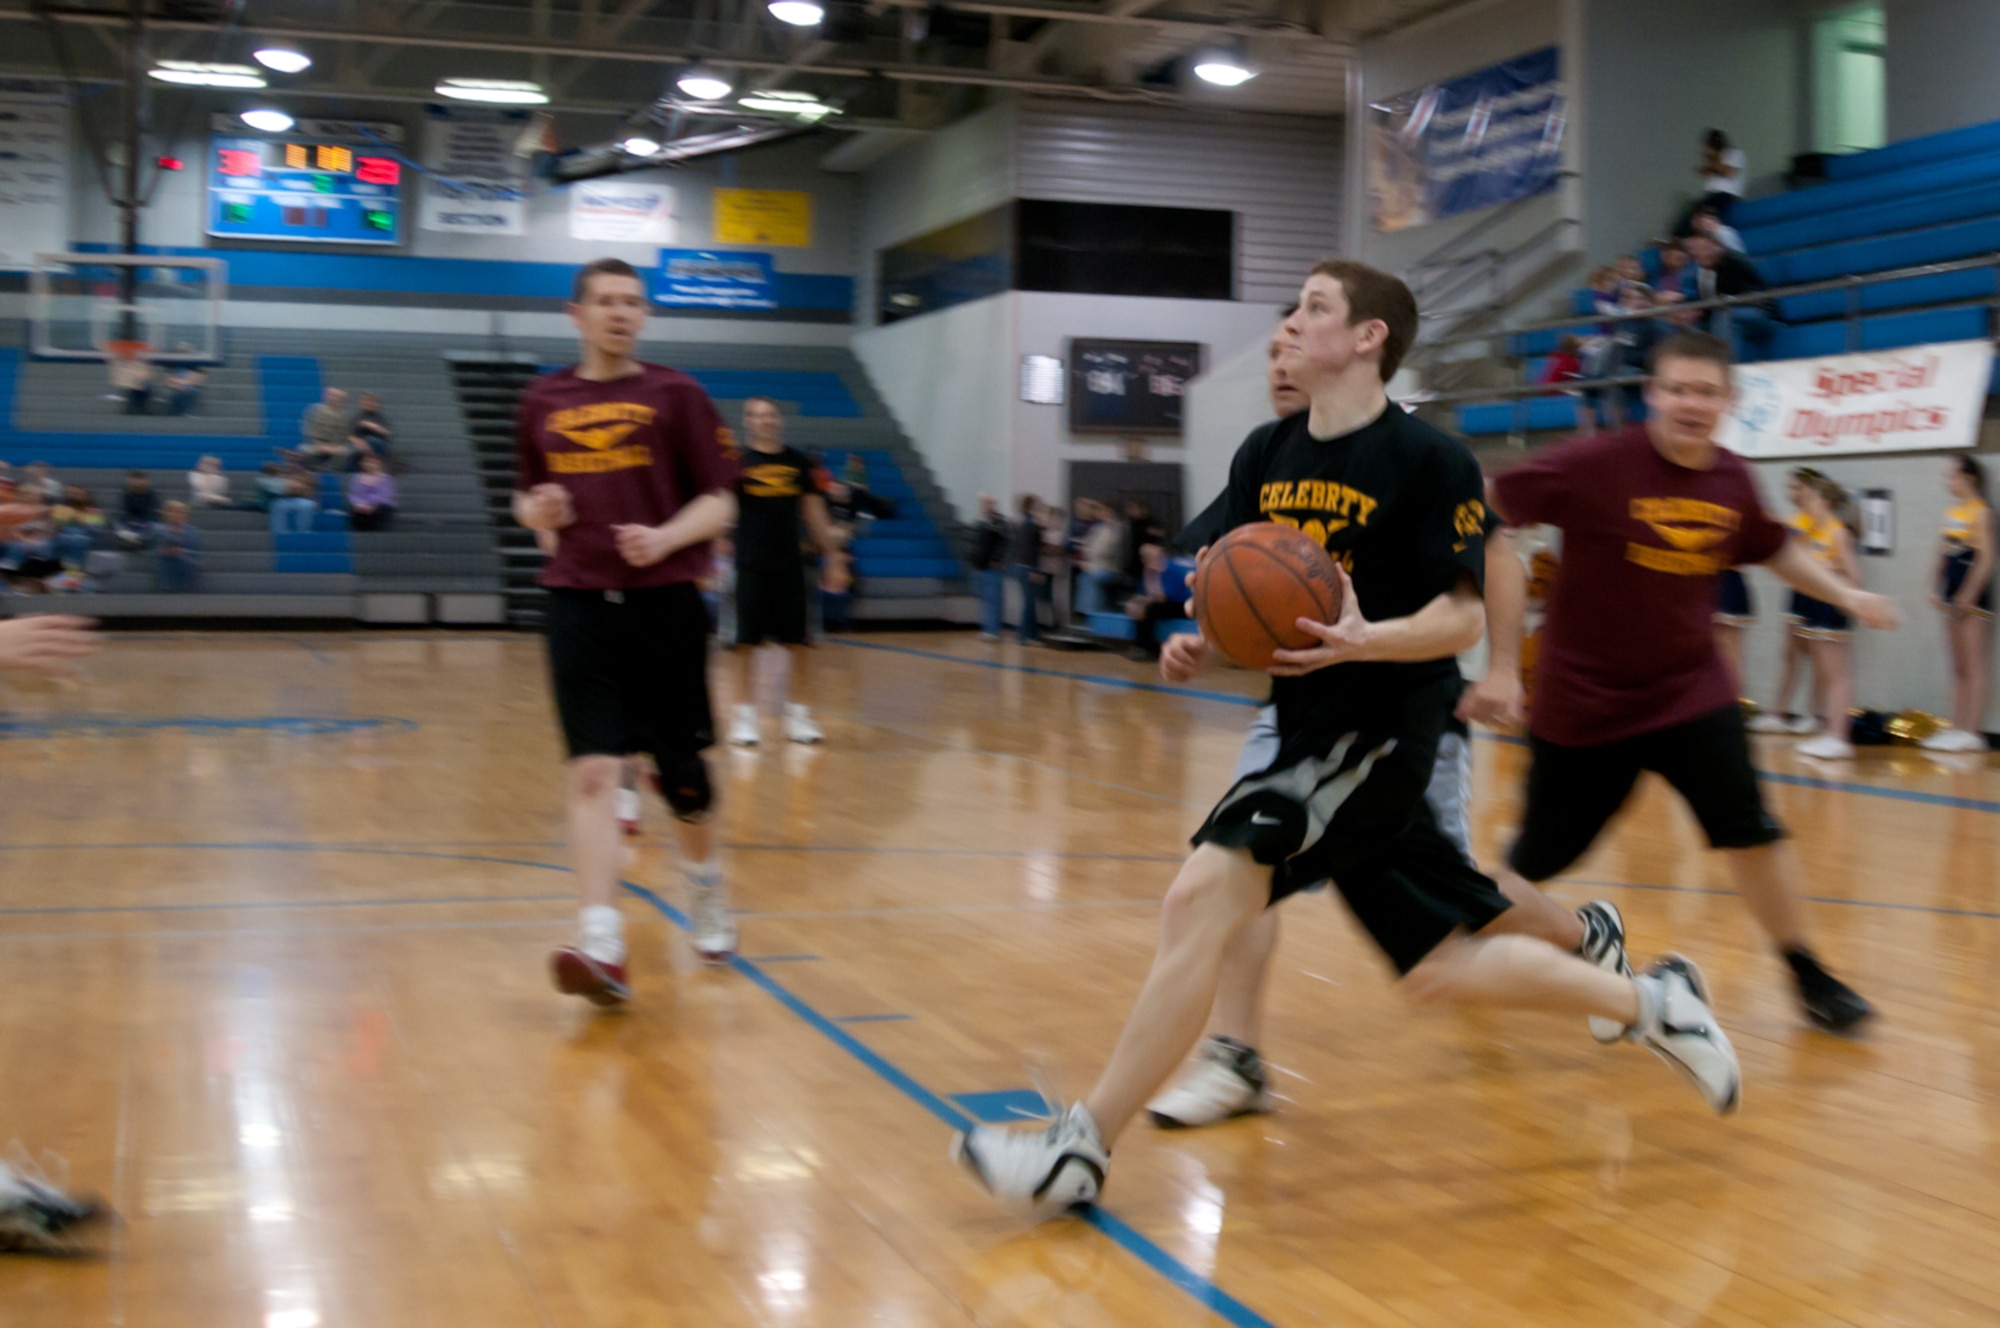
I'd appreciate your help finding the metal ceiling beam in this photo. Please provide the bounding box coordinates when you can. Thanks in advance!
[0,7,1197,98]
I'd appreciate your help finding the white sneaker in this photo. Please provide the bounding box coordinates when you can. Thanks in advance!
[727,703,760,747]
[1783,714,1821,735]
[783,702,823,744]
[0,1154,108,1253]
[1796,734,1854,760]
[1146,1038,1273,1128]
[1631,955,1740,1115]
[1745,713,1791,734]
[952,1102,1108,1213]
[1921,728,1987,753]
[617,786,642,837]
[686,871,738,964]
[1577,900,1635,1044]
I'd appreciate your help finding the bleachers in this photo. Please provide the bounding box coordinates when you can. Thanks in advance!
[1454,115,2000,438]
[2,327,504,621]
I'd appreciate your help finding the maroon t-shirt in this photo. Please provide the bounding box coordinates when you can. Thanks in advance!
[1491,426,1789,746]
[514,363,738,591]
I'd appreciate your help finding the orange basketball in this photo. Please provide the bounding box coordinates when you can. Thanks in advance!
[1192,523,1343,671]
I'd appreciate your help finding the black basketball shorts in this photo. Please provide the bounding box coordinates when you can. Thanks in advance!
[734,562,810,647]
[545,583,715,764]
[1507,703,1784,884]
[1194,673,1513,975]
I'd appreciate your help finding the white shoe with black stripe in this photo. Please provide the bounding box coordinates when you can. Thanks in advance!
[1632,955,1741,1115]
[1146,1037,1274,1128]
[1577,900,1635,1044]
[952,1102,1109,1214]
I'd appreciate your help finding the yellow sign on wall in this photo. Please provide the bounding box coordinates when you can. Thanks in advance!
[713,188,813,247]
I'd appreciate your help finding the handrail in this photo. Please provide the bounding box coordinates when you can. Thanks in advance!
[1421,249,2000,352]
[1406,169,1583,278]
[1415,217,1583,320]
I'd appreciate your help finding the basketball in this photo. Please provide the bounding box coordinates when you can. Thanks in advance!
[1192,523,1343,671]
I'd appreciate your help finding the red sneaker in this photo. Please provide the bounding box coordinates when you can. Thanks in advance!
[549,946,631,1006]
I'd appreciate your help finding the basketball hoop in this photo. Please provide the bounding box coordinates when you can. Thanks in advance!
[104,338,151,363]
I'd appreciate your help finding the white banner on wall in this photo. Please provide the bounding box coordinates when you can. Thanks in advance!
[0,88,71,270]
[569,181,676,243]
[419,104,529,236]
[1720,340,1996,460]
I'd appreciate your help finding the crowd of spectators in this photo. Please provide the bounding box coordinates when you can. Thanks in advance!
[0,461,201,593]
[969,489,1177,653]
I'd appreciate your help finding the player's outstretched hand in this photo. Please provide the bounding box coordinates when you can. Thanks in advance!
[612,523,677,568]
[1844,589,1900,632]
[1457,668,1525,731]
[1160,631,1211,683]
[1268,565,1370,677]
[523,484,575,532]
[0,615,100,675]
[1181,545,1208,614]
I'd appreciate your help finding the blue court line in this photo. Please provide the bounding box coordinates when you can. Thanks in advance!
[844,638,2000,817]
[616,877,1280,1328]
[835,638,1263,708]
[745,954,821,963]
[287,637,334,665]
[834,1013,913,1024]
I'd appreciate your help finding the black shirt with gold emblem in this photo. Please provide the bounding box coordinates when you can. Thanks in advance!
[1209,402,1488,731]
[735,444,822,571]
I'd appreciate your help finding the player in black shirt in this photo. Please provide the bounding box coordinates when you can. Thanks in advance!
[955,262,1742,1215]
[727,396,836,747]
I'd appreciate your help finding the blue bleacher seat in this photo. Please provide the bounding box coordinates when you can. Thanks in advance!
[1820,118,2000,182]
[1734,147,2000,229]
[1456,395,1582,437]
[1741,178,2000,257]
[275,552,355,574]
[1082,611,1197,642]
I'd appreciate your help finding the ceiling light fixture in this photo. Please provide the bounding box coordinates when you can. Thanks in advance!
[768,0,825,26]
[621,135,662,156]
[677,67,733,101]
[435,78,549,105]
[240,108,296,133]
[738,89,836,121]
[149,61,266,89]
[251,44,312,75]
[1192,52,1256,87]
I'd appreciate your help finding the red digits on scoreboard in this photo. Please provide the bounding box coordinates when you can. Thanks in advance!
[356,157,400,186]
[217,148,261,177]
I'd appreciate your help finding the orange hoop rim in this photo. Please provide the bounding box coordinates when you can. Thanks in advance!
[103,338,151,361]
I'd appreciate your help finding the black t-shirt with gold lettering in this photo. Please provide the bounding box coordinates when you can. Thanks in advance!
[1209,402,1488,731]
[735,444,822,571]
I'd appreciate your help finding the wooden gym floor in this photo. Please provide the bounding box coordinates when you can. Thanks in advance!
[1,629,1997,1327]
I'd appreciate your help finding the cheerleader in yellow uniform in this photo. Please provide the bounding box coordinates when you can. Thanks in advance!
[1791,474,1864,760]
[1747,470,1825,735]
[1923,456,1994,753]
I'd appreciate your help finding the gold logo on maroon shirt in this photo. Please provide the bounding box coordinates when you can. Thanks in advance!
[546,401,657,451]
[1626,497,1742,575]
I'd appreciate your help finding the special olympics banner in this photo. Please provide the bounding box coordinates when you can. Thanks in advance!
[569,181,677,244]
[654,249,776,310]
[419,104,529,236]
[1720,341,1995,460]
[1368,46,1565,234]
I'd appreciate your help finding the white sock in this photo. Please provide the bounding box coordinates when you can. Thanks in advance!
[1628,974,1659,1041]
[683,858,722,889]
[579,904,625,963]
[768,646,792,713]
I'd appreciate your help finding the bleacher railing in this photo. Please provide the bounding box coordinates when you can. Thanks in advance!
[1410,249,2000,428]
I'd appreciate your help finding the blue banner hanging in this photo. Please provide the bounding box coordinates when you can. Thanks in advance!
[654,248,778,310]
[1368,46,1566,233]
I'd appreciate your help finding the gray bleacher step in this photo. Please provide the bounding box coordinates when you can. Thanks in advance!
[850,595,978,624]
[76,593,360,618]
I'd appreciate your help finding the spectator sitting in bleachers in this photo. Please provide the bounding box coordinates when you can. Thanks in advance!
[188,455,231,509]
[108,348,154,415]
[1686,233,1775,360]
[819,528,854,634]
[116,472,159,547]
[1585,266,1620,317]
[1653,240,1695,301]
[1613,253,1646,288]
[23,462,62,504]
[298,387,352,472]
[149,501,200,593]
[52,485,106,571]
[1078,500,1126,618]
[249,462,287,513]
[1124,543,1184,661]
[1,493,62,585]
[347,392,393,471]
[1690,205,1746,254]
[346,455,398,531]
[269,463,320,535]
[164,364,206,416]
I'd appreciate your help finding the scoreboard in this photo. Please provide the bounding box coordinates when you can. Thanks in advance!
[206,118,407,245]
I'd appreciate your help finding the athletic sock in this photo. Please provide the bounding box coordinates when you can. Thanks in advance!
[1628,974,1660,1041]
[579,904,625,963]
[684,858,722,889]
